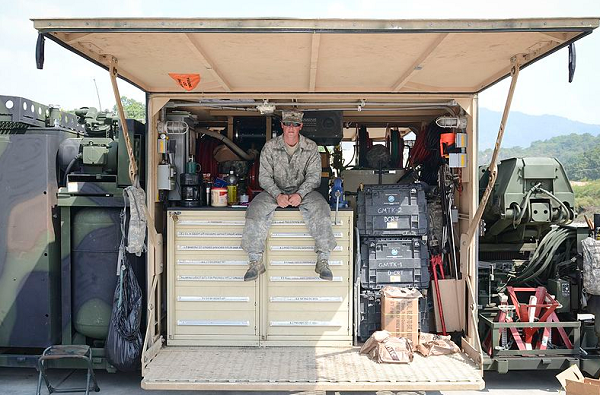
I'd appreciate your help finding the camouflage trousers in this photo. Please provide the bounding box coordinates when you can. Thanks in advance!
[241,191,337,261]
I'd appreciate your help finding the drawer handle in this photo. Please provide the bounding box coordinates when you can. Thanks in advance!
[270,297,343,302]
[270,260,343,266]
[178,320,249,326]
[270,276,343,282]
[178,275,244,281]
[178,296,250,302]
[270,321,341,327]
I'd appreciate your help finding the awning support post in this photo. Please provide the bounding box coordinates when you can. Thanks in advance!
[108,56,138,186]
[107,57,164,375]
[464,57,521,249]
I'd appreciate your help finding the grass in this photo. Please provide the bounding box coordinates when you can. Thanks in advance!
[572,179,600,221]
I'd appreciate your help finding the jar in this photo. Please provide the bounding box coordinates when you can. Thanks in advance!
[211,187,228,207]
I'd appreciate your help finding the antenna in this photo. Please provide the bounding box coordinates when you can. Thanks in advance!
[93,78,102,111]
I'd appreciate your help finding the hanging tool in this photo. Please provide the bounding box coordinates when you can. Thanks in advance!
[430,254,447,336]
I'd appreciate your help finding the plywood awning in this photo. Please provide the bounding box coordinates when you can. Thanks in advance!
[33,18,598,95]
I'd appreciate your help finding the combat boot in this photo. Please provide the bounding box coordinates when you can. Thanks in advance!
[244,259,266,281]
[315,259,333,281]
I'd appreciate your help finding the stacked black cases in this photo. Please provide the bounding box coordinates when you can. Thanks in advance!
[356,183,430,342]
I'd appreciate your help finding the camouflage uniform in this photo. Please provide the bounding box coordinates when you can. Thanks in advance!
[241,134,336,261]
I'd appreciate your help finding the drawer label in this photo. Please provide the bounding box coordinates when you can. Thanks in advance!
[269,246,343,251]
[178,320,250,326]
[178,275,244,282]
[177,220,245,226]
[178,296,250,302]
[178,245,243,251]
[270,232,344,238]
[272,220,344,226]
[270,260,343,266]
[270,321,341,327]
[270,276,343,282]
[178,259,248,266]
[270,296,343,302]
[177,231,243,238]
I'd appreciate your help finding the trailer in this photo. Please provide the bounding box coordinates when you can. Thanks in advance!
[30,16,599,392]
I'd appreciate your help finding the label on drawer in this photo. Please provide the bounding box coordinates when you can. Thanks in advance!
[272,220,344,226]
[270,296,343,302]
[177,220,245,226]
[270,276,343,282]
[269,245,343,251]
[386,221,399,229]
[270,260,343,266]
[177,231,242,238]
[178,296,250,302]
[270,232,344,238]
[178,245,243,251]
[178,275,244,281]
[270,321,341,327]
[178,320,250,326]
[178,259,248,266]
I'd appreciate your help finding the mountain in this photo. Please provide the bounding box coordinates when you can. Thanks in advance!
[478,133,600,180]
[478,108,600,150]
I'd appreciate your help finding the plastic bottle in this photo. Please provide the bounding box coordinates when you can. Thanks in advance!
[226,169,238,205]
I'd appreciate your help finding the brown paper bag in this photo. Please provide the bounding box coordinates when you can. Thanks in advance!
[416,332,461,357]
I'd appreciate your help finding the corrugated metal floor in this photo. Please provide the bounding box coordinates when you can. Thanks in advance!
[142,346,484,391]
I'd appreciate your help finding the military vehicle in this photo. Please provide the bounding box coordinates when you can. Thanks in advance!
[14,15,600,393]
[0,95,145,370]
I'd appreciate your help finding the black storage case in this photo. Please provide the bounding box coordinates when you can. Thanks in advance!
[358,237,430,290]
[358,290,430,342]
[300,111,343,146]
[357,183,428,237]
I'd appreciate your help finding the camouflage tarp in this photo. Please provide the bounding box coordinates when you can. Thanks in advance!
[582,237,600,295]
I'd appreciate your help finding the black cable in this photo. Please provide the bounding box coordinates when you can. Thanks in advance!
[63,154,82,186]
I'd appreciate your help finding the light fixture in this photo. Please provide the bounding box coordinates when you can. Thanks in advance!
[256,100,276,115]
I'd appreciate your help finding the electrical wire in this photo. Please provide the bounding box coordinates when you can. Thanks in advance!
[507,226,576,285]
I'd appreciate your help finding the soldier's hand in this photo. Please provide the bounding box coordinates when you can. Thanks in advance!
[288,193,302,207]
[276,194,290,208]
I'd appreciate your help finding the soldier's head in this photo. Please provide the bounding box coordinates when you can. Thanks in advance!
[281,110,303,146]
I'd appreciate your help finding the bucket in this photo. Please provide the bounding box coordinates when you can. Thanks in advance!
[211,187,228,207]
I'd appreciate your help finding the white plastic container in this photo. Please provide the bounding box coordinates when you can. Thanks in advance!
[211,188,228,207]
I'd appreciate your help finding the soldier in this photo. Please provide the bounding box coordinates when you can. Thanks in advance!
[241,110,337,281]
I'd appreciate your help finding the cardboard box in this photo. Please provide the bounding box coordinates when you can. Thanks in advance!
[557,365,600,395]
[432,278,466,332]
[380,286,422,344]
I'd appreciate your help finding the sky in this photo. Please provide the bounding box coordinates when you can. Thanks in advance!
[1,0,599,125]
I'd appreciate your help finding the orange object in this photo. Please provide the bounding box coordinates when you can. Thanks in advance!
[439,133,455,157]
[168,73,200,91]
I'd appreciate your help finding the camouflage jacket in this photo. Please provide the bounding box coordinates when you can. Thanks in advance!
[258,134,321,199]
